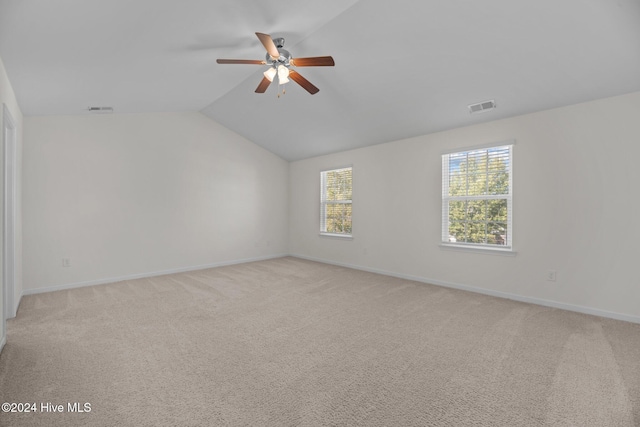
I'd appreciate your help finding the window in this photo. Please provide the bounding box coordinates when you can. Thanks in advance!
[320,167,352,236]
[442,143,513,249]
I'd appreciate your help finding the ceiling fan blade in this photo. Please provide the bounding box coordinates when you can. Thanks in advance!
[289,70,319,95]
[255,32,280,59]
[255,76,272,93]
[217,59,266,65]
[291,56,335,67]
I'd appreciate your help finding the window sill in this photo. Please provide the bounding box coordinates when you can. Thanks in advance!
[439,243,517,256]
[319,233,353,240]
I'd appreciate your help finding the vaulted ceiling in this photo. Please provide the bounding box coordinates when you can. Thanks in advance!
[1,0,639,160]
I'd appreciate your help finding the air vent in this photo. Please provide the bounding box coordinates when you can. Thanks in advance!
[468,100,496,114]
[87,106,113,114]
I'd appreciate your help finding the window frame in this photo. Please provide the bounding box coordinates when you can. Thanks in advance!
[441,142,514,252]
[320,166,353,238]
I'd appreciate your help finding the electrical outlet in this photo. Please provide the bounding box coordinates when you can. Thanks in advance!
[62,258,71,267]
[546,270,556,282]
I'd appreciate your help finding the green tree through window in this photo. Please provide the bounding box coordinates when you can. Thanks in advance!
[442,145,512,247]
[321,167,352,235]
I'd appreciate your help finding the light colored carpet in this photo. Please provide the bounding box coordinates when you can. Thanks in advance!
[0,256,639,427]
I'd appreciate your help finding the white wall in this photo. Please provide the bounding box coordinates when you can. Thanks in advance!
[289,91,640,322]
[23,112,288,292]
[0,55,24,348]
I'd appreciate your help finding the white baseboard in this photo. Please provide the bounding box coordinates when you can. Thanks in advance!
[19,252,640,325]
[291,254,640,325]
[11,293,21,318]
[22,254,288,296]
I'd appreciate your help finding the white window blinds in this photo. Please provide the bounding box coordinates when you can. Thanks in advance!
[442,144,513,248]
[320,167,352,236]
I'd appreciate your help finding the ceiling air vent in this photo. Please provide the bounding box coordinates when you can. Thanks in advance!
[87,106,114,114]
[468,100,496,114]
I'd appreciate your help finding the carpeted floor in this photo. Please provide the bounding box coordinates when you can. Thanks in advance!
[0,257,639,426]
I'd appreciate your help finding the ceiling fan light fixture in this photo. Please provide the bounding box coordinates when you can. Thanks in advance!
[277,64,290,84]
[263,67,277,82]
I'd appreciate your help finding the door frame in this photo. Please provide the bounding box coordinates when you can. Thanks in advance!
[3,103,17,323]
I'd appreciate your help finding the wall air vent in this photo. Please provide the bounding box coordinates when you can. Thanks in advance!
[87,106,114,114]
[468,100,496,114]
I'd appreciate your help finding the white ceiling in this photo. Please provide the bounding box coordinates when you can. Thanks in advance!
[1,0,639,161]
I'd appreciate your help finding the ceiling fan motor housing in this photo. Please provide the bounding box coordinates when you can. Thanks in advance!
[266,47,291,67]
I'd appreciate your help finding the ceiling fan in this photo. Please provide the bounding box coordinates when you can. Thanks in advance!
[216,32,335,95]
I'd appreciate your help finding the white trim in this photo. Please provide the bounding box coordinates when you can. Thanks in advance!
[320,164,353,174]
[14,293,22,316]
[320,166,353,236]
[439,244,516,256]
[18,252,640,325]
[22,254,288,296]
[3,104,17,319]
[442,143,513,249]
[441,139,516,155]
[319,232,353,239]
[0,335,5,355]
[446,194,511,201]
[320,200,352,204]
[290,254,640,325]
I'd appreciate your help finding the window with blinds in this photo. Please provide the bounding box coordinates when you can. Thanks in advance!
[320,167,352,236]
[442,144,513,249]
